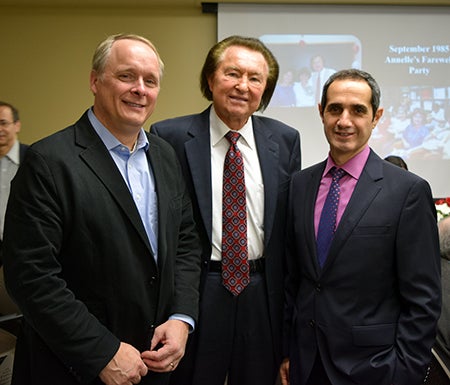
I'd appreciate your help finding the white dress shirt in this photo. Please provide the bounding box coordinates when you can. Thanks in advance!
[209,106,265,261]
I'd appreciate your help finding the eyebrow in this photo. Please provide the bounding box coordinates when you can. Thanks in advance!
[327,102,369,110]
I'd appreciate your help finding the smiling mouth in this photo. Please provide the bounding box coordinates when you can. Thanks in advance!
[335,131,353,137]
[125,102,145,108]
[229,96,248,103]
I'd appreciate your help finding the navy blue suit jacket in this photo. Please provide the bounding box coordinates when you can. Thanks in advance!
[284,150,441,385]
[151,106,301,366]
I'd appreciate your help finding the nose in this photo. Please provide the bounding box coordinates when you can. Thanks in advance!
[337,110,352,128]
[131,78,147,96]
[235,76,249,92]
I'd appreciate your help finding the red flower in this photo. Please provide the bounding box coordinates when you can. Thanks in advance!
[435,198,450,205]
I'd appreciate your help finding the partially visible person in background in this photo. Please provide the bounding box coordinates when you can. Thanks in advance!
[430,216,450,383]
[0,101,28,331]
[2,34,201,385]
[384,155,408,170]
[0,101,28,265]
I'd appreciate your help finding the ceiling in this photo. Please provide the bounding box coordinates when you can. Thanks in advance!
[0,0,448,7]
[0,0,201,6]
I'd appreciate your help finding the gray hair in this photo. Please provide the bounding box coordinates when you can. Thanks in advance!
[92,33,164,80]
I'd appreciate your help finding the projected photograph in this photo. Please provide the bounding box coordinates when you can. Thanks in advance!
[260,34,362,108]
[371,86,450,161]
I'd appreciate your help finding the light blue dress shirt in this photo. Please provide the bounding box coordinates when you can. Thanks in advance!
[88,109,158,258]
[87,109,194,331]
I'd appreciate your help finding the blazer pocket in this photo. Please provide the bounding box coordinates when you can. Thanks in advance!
[352,323,396,346]
[352,225,391,236]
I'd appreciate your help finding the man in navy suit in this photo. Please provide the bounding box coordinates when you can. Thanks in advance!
[151,36,301,385]
[3,34,201,385]
[281,68,441,385]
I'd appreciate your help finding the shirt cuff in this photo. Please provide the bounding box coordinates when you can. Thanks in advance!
[169,314,195,333]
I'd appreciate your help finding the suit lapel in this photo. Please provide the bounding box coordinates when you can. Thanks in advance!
[184,110,213,242]
[253,118,279,247]
[322,151,384,272]
[75,114,153,256]
[146,136,172,268]
[304,163,327,276]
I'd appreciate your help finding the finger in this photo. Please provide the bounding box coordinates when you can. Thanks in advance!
[131,376,141,384]
[139,362,148,376]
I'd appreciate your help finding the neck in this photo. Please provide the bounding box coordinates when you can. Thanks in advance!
[0,141,15,158]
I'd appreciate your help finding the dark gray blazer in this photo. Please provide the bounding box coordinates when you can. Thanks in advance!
[3,110,201,384]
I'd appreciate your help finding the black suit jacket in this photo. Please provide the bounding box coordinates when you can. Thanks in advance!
[3,111,202,384]
[19,142,28,162]
[284,150,441,385]
[151,106,301,366]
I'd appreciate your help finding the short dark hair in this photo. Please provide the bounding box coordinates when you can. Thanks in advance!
[320,68,381,118]
[0,101,19,122]
[199,35,279,111]
[384,155,408,170]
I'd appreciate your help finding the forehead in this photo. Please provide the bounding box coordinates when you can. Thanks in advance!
[220,45,268,70]
[327,79,372,104]
[0,106,13,118]
[108,40,159,70]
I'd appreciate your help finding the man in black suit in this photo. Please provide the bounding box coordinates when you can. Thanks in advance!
[281,69,441,385]
[151,35,301,385]
[2,34,201,385]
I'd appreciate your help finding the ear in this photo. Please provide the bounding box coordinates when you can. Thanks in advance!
[318,103,325,123]
[373,107,384,128]
[207,75,214,93]
[90,70,99,95]
[14,120,21,134]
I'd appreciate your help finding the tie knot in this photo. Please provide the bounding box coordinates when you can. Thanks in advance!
[330,167,346,181]
[225,131,240,145]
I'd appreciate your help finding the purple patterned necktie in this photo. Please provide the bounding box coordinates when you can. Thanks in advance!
[316,167,346,267]
[222,131,249,295]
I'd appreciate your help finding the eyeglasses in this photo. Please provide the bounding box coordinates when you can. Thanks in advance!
[0,120,15,128]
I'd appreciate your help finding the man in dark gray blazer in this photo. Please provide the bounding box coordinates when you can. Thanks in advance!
[151,36,301,385]
[2,34,201,385]
[281,69,441,385]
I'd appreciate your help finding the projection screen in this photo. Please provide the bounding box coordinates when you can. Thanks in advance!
[218,3,450,197]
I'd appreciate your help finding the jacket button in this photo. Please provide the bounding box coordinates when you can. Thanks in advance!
[315,283,321,292]
[309,319,316,328]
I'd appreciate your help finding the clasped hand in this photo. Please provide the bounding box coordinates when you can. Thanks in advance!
[99,320,189,384]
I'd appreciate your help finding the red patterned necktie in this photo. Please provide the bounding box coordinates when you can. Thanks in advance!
[316,167,346,267]
[222,131,249,296]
